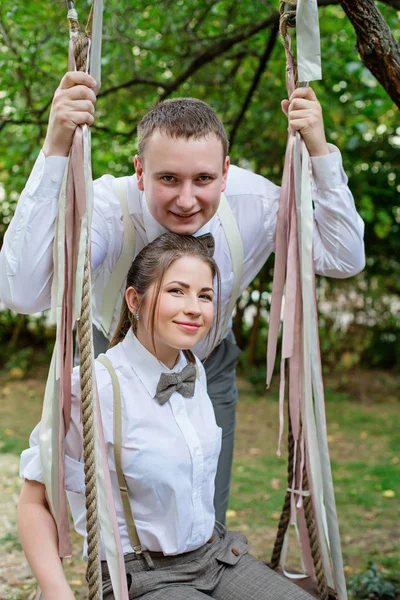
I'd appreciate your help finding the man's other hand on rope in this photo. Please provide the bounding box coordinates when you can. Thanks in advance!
[281,86,330,157]
[43,71,97,157]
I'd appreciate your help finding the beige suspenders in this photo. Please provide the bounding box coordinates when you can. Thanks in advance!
[95,353,201,554]
[96,354,142,554]
[216,194,244,341]
[100,178,137,338]
[100,177,244,343]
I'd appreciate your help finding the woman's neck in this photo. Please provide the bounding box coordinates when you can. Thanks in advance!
[135,328,180,369]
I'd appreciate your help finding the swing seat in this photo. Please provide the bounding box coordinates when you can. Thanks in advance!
[270,566,338,600]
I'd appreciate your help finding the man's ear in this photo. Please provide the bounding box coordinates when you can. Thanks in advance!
[134,155,144,191]
[125,286,140,314]
[221,156,230,192]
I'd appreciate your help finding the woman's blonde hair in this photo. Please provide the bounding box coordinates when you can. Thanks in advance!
[109,233,221,360]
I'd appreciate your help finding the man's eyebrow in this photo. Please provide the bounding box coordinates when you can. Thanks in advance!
[153,171,219,178]
[165,280,214,292]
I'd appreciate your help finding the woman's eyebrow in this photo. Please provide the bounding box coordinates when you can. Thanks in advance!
[165,280,214,292]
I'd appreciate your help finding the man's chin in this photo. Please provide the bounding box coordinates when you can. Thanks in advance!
[165,217,206,236]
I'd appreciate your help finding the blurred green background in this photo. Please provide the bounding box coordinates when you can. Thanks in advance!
[0,1,399,598]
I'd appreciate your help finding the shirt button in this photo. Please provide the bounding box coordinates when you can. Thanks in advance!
[231,548,240,556]
[51,176,58,183]
[332,168,337,176]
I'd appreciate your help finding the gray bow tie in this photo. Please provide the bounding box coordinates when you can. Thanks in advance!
[155,363,197,405]
[196,232,215,257]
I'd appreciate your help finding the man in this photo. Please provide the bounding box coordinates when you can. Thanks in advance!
[0,71,365,524]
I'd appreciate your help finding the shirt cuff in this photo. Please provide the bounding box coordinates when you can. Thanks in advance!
[20,446,85,494]
[310,144,348,191]
[20,446,44,484]
[25,150,68,198]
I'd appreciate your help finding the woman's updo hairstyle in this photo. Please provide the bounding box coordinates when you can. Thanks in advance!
[109,232,221,358]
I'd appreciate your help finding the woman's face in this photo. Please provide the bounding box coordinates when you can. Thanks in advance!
[134,255,215,367]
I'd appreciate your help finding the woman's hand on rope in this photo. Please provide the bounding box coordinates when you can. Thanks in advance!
[281,86,330,157]
[43,72,97,157]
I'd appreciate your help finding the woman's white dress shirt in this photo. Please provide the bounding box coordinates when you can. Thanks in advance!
[0,147,365,358]
[20,329,222,559]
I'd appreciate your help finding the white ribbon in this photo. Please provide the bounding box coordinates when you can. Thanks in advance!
[296,0,322,83]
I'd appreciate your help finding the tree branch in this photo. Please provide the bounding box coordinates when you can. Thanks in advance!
[98,78,166,99]
[159,13,281,101]
[229,23,280,150]
[340,0,400,107]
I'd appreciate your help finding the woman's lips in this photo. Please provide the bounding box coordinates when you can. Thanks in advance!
[174,321,201,332]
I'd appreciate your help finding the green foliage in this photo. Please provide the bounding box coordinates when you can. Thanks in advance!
[348,563,397,599]
[0,309,54,372]
[0,0,399,370]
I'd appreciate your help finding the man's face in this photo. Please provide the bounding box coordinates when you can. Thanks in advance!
[134,131,230,235]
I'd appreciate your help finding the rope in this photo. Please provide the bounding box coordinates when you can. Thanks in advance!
[270,416,295,569]
[271,412,332,600]
[279,0,298,84]
[279,0,297,38]
[67,2,101,598]
[302,465,329,600]
[78,237,101,600]
[67,0,91,71]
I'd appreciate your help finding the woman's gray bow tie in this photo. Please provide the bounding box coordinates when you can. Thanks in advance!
[155,363,197,405]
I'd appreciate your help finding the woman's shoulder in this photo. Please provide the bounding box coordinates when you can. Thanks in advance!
[94,344,126,391]
[71,344,125,396]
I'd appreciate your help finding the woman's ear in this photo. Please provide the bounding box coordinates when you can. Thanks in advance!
[125,287,140,314]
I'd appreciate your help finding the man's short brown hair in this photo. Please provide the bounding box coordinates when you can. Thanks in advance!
[137,97,229,158]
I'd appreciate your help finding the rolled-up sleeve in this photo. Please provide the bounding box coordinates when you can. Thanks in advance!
[20,367,85,494]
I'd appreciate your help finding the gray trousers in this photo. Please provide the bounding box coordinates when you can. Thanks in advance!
[87,326,241,525]
[101,522,313,600]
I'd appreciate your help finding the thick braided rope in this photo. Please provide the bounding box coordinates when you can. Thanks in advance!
[67,0,93,72]
[302,465,329,600]
[78,239,101,600]
[279,0,298,84]
[279,0,297,38]
[270,415,295,569]
[70,4,101,596]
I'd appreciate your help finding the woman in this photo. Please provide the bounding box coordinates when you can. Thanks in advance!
[18,233,312,600]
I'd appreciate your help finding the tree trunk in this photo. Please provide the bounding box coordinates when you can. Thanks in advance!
[340,0,400,108]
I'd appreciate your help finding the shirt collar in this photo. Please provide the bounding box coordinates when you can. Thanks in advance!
[120,328,188,399]
[141,192,214,242]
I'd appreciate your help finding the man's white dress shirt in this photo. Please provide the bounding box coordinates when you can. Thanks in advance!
[20,329,221,558]
[0,148,365,358]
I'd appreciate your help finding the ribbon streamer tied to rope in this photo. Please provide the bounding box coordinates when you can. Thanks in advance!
[38,2,130,599]
[267,1,348,599]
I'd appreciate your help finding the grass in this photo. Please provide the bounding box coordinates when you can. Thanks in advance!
[229,379,400,584]
[0,369,399,598]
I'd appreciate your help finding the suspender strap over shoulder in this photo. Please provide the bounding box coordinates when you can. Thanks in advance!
[216,193,244,342]
[96,354,142,554]
[100,177,137,338]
